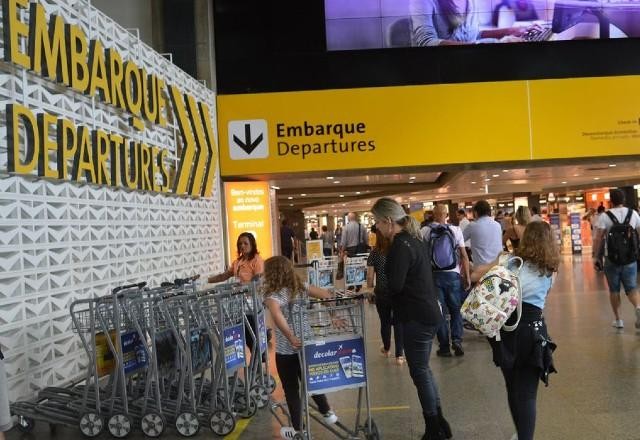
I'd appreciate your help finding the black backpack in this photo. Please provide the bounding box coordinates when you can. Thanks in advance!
[605,209,640,265]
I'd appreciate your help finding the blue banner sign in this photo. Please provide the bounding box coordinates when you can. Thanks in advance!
[121,331,147,374]
[304,337,367,395]
[223,323,246,371]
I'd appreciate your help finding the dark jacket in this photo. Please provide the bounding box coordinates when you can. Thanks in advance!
[385,231,443,326]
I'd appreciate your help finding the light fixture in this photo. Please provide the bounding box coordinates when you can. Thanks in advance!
[300,193,307,196]
[409,176,416,180]
[594,177,600,180]
[492,174,500,178]
[471,181,477,184]
[502,170,509,173]
[562,181,567,184]
[409,181,415,184]
[287,196,293,200]
[270,186,280,190]
[485,178,491,182]
[289,204,293,207]
[326,176,334,180]
[333,181,341,184]
[342,203,346,206]
[356,191,361,194]
[609,164,616,167]
[339,195,345,198]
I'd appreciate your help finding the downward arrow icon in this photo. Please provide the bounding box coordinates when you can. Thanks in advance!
[233,124,264,155]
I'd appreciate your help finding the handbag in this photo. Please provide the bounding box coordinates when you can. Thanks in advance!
[460,256,523,341]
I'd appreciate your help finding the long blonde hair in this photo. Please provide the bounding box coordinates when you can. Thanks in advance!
[514,206,531,226]
[262,256,305,299]
[371,197,422,240]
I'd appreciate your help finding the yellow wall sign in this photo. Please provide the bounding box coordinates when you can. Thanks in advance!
[224,181,273,265]
[2,0,218,197]
[217,75,640,176]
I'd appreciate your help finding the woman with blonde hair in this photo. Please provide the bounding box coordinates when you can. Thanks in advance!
[503,205,531,250]
[371,198,449,440]
[262,256,338,439]
[472,221,559,440]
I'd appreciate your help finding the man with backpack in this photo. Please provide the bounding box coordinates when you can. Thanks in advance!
[593,189,640,329]
[422,205,471,357]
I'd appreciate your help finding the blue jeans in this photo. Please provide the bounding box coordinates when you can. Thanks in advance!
[401,320,441,418]
[434,271,464,348]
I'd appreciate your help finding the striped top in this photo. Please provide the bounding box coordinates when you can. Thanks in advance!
[265,288,312,355]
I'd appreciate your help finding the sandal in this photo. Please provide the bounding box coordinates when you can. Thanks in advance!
[395,356,406,366]
[380,346,390,358]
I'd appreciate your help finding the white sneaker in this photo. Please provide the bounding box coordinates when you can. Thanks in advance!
[280,427,297,439]
[635,308,640,329]
[322,410,338,424]
[612,319,624,329]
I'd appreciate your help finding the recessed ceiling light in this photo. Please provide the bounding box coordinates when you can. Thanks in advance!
[492,174,500,178]
[289,204,293,206]
[287,196,293,200]
[339,195,345,198]
[609,164,616,167]
[471,181,477,184]
[300,193,307,196]
[333,181,341,184]
[326,176,334,180]
[342,203,346,206]
[502,170,509,173]
[366,200,371,204]
[409,176,416,180]
[594,177,600,180]
[573,174,579,177]
[356,191,361,194]
[562,181,567,184]
[485,178,491,182]
[271,186,280,190]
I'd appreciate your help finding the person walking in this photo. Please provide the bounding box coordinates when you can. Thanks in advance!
[367,226,405,365]
[281,219,296,260]
[321,225,334,257]
[472,221,559,440]
[340,213,368,257]
[422,205,470,357]
[503,205,531,251]
[463,200,503,266]
[371,197,450,440]
[592,188,640,329]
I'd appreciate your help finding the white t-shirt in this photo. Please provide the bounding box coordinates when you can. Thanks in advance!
[596,207,640,231]
[458,217,471,247]
[421,223,465,273]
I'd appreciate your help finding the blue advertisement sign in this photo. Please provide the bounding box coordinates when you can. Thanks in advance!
[257,312,268,354]
[304,337,367,395]
[190,329,212,371]
[570,213,582,255]
[223,324,246,371]
[121,331,147,374]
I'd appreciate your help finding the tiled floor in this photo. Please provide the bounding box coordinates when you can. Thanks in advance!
[8,255,640,439]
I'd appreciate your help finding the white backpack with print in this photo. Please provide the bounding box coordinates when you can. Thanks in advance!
[460,256,523,341]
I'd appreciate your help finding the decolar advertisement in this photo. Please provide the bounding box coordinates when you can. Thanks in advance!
[2,0,218,197]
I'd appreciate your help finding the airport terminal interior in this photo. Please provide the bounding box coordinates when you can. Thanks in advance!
[1,0,640,440]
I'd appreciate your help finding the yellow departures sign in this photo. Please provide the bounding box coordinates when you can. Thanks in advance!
[2,0,218,197]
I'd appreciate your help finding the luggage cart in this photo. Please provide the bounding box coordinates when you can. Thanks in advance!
[271,293,380,440]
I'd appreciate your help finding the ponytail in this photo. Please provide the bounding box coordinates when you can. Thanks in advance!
[399,215,423,241]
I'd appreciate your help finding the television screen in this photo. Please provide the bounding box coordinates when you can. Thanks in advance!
[325,0,640,50]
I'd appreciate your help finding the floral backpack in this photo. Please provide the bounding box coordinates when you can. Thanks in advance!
[461,256,523,341]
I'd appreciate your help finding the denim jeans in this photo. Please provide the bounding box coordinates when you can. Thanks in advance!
[434,271,464,348]
[401,320,441,418]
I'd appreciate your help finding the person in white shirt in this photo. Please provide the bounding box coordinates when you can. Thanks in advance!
[463,200,503,266]
[592,189,640,330]
[530,206,543,222]
[422,205,471,357]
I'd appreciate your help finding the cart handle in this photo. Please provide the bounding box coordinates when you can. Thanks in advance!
[112,281,147,294]
[294,260,319,269]
[174,274,200,286]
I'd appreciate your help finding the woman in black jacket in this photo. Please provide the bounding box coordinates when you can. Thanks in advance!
[371,197,449,440]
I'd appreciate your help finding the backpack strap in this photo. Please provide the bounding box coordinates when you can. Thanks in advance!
[501,256,523,334]
[605,210,620,225]
[623,208,633,225]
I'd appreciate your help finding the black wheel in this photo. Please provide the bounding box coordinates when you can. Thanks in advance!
[175,411,200,437]
[107,413,133,438]
[264,374,277,393]
[234,395,258,418]
[365,417,381,440]
[17,416,35,433]
[250,385,269,409]
[209,410,236,436]
[140,412,166,438]
[293,433,305,440]
[78,412,103,438]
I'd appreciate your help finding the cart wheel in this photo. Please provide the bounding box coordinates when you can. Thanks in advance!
[17,416,36,433]
[107,413,133,438]
[364,417,381,440]
[141,412,166,438]
[78,412,103,438]
[209,409,236,436]
[264,374,277,393]
[250,385,269,409]
[234,395,258,418]
[175,411,200,437]
[293,433,305,440]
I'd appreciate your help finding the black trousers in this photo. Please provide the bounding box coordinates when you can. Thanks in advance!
[275,353,330,431]
[501,366,539,440]
[375,299,404,357]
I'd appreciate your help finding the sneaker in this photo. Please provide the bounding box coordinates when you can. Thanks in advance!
[452,342,464,357]
[436,348,452,357]
[612,319,624,329]
[280,427,297,439]
[635,308,640,329]
[322,410,338,424]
